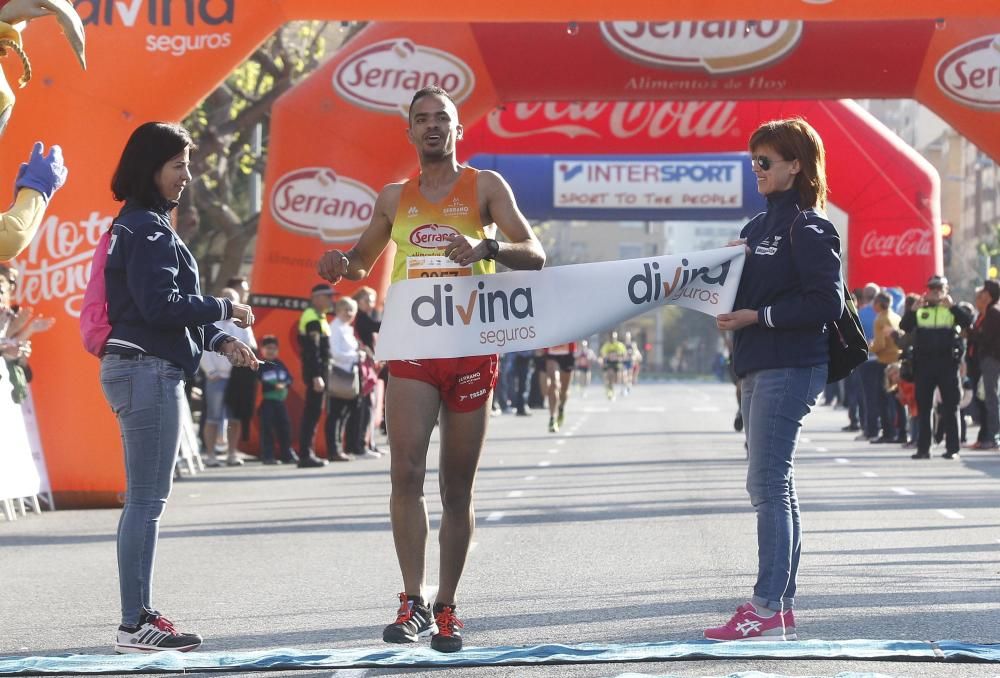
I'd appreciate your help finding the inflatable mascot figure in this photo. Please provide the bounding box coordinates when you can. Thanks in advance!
[0,0,85,261]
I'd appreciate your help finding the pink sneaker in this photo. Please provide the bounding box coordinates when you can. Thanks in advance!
[704,602,785,641]
[783,609,797,640]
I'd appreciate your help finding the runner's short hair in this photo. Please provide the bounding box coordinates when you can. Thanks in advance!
[409,86,457,122]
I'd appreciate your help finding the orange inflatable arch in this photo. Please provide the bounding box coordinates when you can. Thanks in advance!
[5,0,1000,507]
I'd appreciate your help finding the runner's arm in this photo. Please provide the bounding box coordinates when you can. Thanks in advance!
[317,185,399,283]
[480,170,545,270]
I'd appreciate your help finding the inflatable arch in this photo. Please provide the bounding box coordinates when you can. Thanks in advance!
[3,3,999,506]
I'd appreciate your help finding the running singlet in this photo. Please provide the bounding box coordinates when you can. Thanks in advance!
[390,167,495,284]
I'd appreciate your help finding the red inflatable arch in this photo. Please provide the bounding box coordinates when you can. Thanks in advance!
[3,4,1000,506]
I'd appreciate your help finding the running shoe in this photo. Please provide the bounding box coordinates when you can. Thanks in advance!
[557,406,565,428]
[548,416,559,433]
[704,602,785,641]
[114,611,202,654]
[383,593,436,643]
[430,603,464,653]
[783,609,797,640]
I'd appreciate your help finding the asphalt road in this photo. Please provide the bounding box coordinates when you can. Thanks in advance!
[2,380,999,678]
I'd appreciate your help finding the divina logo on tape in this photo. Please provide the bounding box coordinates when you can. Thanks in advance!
[627,259,732,306]
[411,281,534,327]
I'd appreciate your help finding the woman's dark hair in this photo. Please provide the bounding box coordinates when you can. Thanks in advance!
[749,117,828,210]
[111,122,195,206]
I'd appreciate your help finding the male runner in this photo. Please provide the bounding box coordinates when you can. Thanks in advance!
[317,86,545,652]
[544,343,575,432]
[600,331,627,400]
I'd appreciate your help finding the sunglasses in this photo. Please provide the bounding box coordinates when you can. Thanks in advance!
[752,155,792,171]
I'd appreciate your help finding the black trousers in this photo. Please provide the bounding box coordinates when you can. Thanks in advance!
[915,358,962,455]
[298,386,325,455]
[260,400,293,461]
[326,395,360,456]
[346,391,375,454]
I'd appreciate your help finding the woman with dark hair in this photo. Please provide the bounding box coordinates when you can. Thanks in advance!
[100,122,258,654]
[708,118,844,641]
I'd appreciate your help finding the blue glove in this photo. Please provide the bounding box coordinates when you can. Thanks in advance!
[14,142,68,202]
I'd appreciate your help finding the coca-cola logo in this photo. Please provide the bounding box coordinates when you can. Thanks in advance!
[600,21,802,74]
[410,224,460,249]
[270,168,376,243]
[935,35,1000,110]
[12,211,113,318]
[333,38,475,117]
[859,229,932,258]
[487,101,738,141]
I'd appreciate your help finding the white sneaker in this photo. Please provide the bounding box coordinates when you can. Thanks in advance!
[115,611,202,654]
[354,450,381,460]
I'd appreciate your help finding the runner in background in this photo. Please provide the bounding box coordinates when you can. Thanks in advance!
[600,331,627,400]
[574,340,596,396]
[316,86,545,653]
[544,342,575,433]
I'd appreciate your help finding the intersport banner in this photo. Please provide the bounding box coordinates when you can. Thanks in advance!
[375,247,745,361]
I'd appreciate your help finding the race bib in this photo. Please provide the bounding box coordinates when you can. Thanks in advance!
[407,256,472,279]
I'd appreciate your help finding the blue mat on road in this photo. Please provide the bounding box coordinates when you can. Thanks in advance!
[1,639,998,675]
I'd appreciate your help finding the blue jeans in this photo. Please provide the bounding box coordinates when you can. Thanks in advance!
[100,354,185,626]
[741,365,826,612]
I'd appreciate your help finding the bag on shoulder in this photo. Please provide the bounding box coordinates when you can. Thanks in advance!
[826,283,868,383]
[79,226,114,357]
[326,363,359,399]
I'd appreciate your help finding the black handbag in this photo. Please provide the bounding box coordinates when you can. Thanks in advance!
[326,363,359,399]
[826,283,868,383]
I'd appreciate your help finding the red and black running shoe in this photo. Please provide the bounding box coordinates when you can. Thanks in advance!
[430,603,464,653]
[383,592,436,643]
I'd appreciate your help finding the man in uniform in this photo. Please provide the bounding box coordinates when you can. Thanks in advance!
[317,86,545,652]
[297,283,339,466]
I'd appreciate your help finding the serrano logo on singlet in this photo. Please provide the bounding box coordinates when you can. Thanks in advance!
[333,38,475,117]
[410,224,460,249]
[600,21,802,74]
[627,258,732,307]
[935,35,1000,109]
[442,197,470,216]
[271,167,376,243]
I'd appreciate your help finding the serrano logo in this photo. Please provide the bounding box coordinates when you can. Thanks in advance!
[599,21,802,74]
[270,168,376,243]
[935,35,1000,109]
[334,38,475,117]
[410,224,460,249]
[627,259,732,307]
[442,197,470,216]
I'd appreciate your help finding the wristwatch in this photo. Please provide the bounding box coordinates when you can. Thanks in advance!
[483,238,500,261]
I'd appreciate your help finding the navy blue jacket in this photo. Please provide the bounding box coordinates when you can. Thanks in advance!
[104,200,234,377]
[732,188,844,377]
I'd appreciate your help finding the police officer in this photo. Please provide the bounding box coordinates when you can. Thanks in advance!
[899,276,971,460]
[297,283,339,466]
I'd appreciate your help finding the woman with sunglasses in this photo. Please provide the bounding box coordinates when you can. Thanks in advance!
[101,122,258,653]
[708,118,844,641]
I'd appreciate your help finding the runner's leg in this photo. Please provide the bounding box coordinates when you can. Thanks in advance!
[386,376,442,598]
[435,402,490,605]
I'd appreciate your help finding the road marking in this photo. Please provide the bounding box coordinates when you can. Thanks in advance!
[486,512,504,522]
[330,669,370,677]
[556,439,566,445]
[938,509,964,520]
[524,475,537,481]
[892,487,915,496]
[563,431,575,437]
[816,447,828,452]
[862,471,879,478]
[691,406,719,412]
[507,490,524,498]
[834,457,850,464]
[583,407,610,413]
[640,406,666,412]
[538,461,551,467]
[547,448,559,454]
[801,437,811,443]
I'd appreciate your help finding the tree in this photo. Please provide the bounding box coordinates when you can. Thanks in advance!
[179,21,363,293]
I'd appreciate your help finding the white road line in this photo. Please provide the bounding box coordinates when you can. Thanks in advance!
[556,439,566,445]
[862,471,879,478]
[330,670,370,677]
[801,437,811,443]
[816,447,829,453]
[538,461,551,467]
[507,490,524,498]
[524,475,537,481]
[691,407,719,412]
[834,457,850,464]
[547,448,559,454]
[892,487,916,496]
[563,431,575,436]
[639,406,666,412]
[938,509,965,520]
[583,407,610,413]
[486,512,504,522]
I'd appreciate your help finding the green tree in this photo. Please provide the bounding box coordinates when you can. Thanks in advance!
[179,21,363,293]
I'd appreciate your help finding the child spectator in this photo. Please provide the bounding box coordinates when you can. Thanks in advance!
[257,335,297,465]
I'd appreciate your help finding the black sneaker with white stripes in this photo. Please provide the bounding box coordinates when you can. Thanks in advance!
[383,592,437,643]
[115,611,202,654]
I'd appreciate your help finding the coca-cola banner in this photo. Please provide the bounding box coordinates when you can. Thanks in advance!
[375,247,745,361]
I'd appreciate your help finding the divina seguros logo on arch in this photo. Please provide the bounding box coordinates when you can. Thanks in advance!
[270,168,377,243]
[599,21,803,74]
[333,38,475,117]
[75,0,235,57]
[935,35,1000,110]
